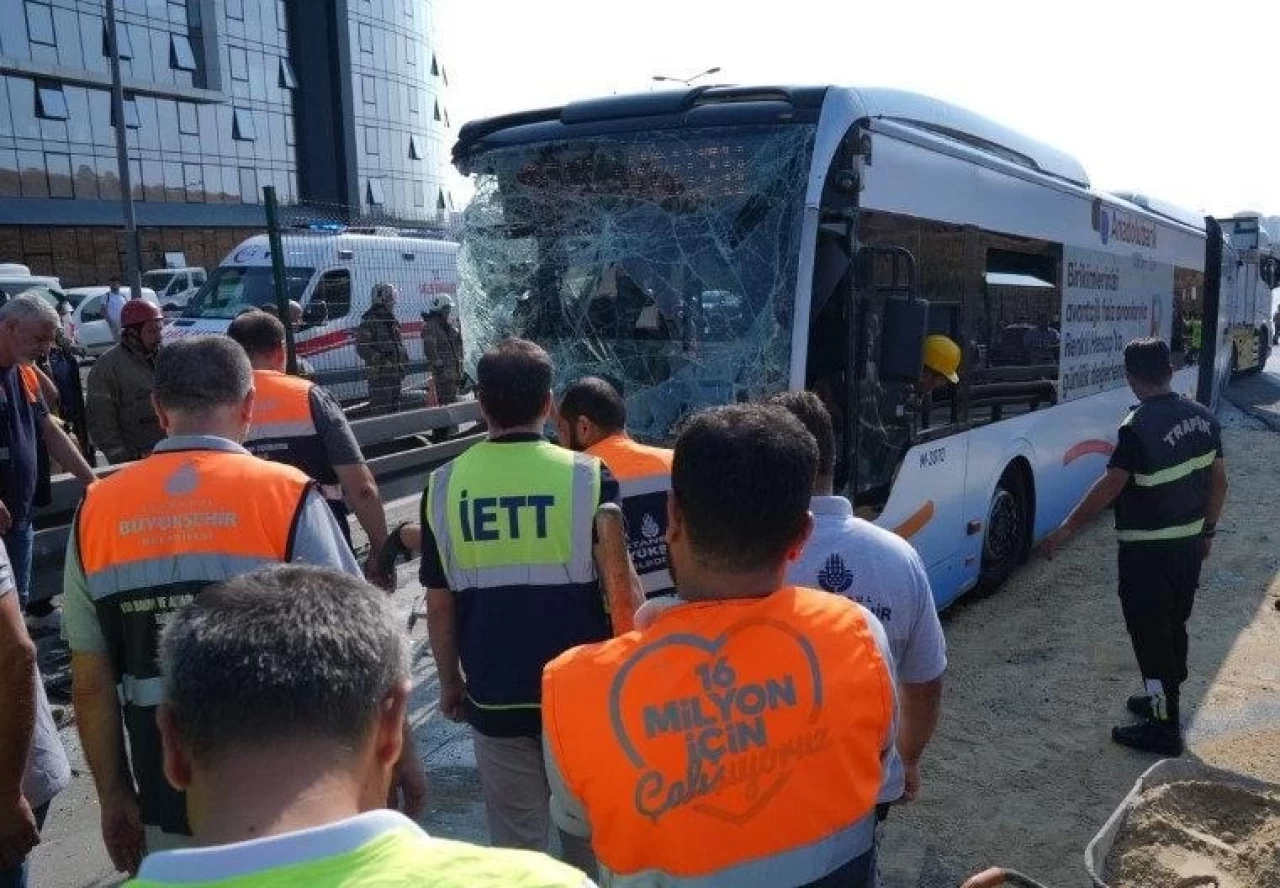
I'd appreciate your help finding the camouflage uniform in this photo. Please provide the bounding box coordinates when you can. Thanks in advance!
[421,311,464,405]
[356,302,407,413]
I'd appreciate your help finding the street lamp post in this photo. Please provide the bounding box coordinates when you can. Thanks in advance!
[105,0,143,299]
[652,66,721,86]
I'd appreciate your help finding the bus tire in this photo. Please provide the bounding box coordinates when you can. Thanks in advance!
[977,466,1029,594]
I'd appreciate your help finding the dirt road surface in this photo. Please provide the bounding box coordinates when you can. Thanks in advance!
[28,409,1280,888]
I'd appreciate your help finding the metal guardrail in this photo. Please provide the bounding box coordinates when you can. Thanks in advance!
[32,399,484,563]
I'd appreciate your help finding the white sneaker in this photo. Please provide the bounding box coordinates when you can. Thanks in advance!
[24,608,62,636]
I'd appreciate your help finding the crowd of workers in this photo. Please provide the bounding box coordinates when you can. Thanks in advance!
[0,283,1227,887]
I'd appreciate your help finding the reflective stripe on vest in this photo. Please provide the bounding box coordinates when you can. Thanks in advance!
[587,435,674,597]
[1116,518,1205,543]
[243,370,339,486]
[78,448,312,834]
[427,442,599,591]
[1131,449,1216,488]
[542,586,892,884]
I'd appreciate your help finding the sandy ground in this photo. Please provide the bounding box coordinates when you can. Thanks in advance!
[26,406,1280,888]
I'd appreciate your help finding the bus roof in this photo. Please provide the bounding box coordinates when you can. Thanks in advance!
[453,84,1091,188]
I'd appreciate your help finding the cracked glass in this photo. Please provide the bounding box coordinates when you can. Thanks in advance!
[457,123,816,442]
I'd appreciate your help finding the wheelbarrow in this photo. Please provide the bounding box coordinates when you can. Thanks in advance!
[962,757,1278,888]
[1083,757,1279,888]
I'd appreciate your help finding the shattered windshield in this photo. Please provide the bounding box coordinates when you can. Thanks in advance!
[458,124,815,442]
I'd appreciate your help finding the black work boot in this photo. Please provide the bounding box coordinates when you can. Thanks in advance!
[1112,719,1184,756]
[1126,694,1153,719]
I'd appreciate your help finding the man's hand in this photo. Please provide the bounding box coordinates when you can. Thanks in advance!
[364,553,395,593]
[0,795,39,869]
[902,759,922,802]
[100,789,144,875]
[0,500,11,535]
[438,679,466,723]
[389,752,428,819]
[1040,525,1071,560]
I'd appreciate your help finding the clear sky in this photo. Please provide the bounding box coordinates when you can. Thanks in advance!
[436,0,1280,217]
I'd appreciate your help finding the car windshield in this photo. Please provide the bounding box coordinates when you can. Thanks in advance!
[143,271,176,291]
[182,266,314,320]
[458,123,815,441]
[0,284,72,310]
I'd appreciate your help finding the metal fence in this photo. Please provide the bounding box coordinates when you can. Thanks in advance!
[173,187,465,418]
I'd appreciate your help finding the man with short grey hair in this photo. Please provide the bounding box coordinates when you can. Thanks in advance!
[61,336,426,873]
[0,294,96,634]
[123,565,593,887]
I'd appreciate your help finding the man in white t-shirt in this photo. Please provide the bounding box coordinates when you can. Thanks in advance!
[104,278,127,342]
[773,391,946,809]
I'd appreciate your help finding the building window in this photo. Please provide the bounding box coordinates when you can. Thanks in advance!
[364,126,379,155]
[170,34,197,72]
[227,0,244,20]
[35,82,68,121]
[433,99,441,121]
[436,190,446,210]
[408,135,421,160]
[229,48,249,82]
[413,180,425,207]
[358,22,373,53]
[232,107,256,141]
[178,102,199,135]
[406,0,414,18]
[45,152,72,198]
[408,86,419,115]
[367,178,384,205]
[443,107,450,128]
[278,58,298,90]
[405,35,414,65]
[441,66,449,86]
[25,2,56,46]
[431,54,439,76]
[362,75,376,106]
[102,21,134,59]
[112,97,140,129]
[239,166,257,203]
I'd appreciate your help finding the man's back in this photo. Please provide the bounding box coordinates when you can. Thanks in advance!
[127,811,593,888]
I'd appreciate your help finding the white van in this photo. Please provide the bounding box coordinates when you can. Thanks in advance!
[142,267,206,312]
[63,286,162,356]
[165,228,459,403]
[0,263,65,309]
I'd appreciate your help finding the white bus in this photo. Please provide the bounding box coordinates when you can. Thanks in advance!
[451,86,1240,607]
[1214,212,1278,372]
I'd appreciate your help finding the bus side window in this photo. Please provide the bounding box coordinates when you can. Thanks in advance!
[967,245,1060,428]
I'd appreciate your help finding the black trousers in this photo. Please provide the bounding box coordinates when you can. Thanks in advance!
[1117,540,1204,719]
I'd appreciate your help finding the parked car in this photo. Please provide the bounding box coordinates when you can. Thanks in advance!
[0,262,69,310]
[64,286,160,356]
[142,267,206,312]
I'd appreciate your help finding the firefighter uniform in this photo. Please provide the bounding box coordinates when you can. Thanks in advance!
[1109,392,1222,729]
[243,369,359,546]
[542,586,896,887]
[420,434,615,850]
[62,436,360,843]
[585,434,674,598]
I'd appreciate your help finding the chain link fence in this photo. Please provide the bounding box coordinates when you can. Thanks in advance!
[171,188,465,418]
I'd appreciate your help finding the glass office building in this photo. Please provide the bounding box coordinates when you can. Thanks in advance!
[0,0,452,284]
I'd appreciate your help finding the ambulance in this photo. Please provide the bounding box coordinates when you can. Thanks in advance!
[166,227,458,403]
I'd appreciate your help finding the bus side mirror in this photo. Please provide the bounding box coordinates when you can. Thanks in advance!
[880,297,930,381]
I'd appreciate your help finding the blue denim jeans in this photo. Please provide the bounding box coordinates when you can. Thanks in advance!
[2,523,34,609]
[0,802,49,888]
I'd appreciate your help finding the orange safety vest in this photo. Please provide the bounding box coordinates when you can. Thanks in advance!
[245,370,341,488]
[78,447,313,835]
[586,434,674,598]
[542,586,893,886]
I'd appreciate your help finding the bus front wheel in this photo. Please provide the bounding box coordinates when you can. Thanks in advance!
[978,470,1028,594]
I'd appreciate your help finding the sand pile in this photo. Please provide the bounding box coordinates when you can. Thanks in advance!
[1105,780,1280,888]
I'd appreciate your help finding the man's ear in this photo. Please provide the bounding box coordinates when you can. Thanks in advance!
[152,394,171,434]
[240,386,256,427]
[665,493,683,546]
[786,512,815,563]
[157,704,193,792]
[375,680,410,769]
[576,416,597,448]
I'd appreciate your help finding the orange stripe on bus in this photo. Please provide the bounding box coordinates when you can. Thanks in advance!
[892,501,935,540]
[1063,439,1114,465]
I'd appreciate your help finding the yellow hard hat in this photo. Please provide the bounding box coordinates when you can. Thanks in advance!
[922,334,961,383]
